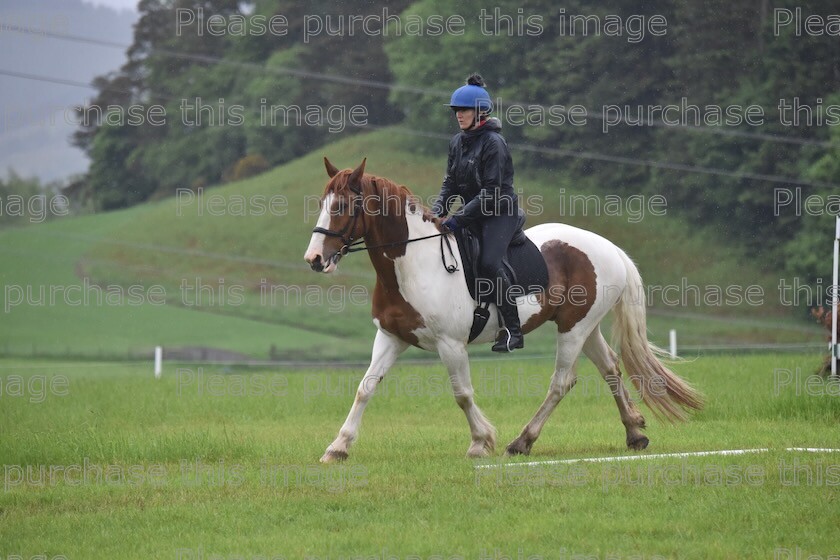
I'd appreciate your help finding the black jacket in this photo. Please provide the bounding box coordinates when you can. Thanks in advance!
[432,117,517,226]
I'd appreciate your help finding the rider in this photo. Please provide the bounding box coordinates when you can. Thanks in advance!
[432,73,524,352]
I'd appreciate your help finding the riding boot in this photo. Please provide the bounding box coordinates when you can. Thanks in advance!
[491,268,524,352]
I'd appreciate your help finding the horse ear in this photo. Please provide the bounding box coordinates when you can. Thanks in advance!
[348,158,366,187]
[324,157,340,178]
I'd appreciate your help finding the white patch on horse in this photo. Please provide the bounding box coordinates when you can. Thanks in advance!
[304,193,334,269]
[515,289,542,334]
[392,203,490,348]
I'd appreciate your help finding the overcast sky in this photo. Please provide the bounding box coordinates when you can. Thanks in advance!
[0,0,138,181]
[81,0,137,12]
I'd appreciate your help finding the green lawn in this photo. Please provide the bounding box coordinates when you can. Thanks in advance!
[1,353,837,559]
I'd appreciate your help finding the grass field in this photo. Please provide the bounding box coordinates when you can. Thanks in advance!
[2,126,835,555]
[1,353,838,559]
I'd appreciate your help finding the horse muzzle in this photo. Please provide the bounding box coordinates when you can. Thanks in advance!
[304,252,341,273]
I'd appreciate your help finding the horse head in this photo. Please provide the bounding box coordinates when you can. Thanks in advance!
[304,157,367,273]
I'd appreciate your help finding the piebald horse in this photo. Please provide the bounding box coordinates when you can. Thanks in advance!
[304,158,703,463]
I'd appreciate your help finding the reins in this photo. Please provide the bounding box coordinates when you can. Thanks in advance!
[343,232,459,274]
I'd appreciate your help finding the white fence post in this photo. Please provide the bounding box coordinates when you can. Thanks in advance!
[832,216,839,376]
[669,329,677,359]
[155,346,163,379]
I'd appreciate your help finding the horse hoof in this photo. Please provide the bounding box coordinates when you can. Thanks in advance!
[467,444,491,459]
[505,438,532,456]
[627,435,650,451]
[320,449,348,463]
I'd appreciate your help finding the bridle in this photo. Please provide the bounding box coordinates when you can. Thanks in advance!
[311,183,458,272]
[311,184,366,252]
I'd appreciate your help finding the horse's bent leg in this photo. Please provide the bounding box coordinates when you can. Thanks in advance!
[506,331,583,456]
[321,329,408,463]
[583,327,648,450]
[437,337,496,458]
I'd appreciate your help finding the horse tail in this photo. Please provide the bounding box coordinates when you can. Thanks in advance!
[611,249,704,422]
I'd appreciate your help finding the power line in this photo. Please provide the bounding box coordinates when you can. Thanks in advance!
[0,68,179,102]
[0,68,109,92]
[2,69,838,190]
[364,124,840,189]
[2,67,839,189]
[0,24,430,94]
[2,21,837,149]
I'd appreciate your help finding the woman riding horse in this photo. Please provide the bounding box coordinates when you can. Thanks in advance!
[433,73,523,352]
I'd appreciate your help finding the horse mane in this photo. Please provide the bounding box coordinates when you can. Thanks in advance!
[325,170,423,211]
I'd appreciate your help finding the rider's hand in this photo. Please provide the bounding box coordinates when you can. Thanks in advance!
[441,217,461,232]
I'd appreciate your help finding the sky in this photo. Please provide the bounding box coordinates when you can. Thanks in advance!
[0,0,138,180]
[81,0,137,12]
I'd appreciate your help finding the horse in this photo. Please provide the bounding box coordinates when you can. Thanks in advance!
[304,158,703,463]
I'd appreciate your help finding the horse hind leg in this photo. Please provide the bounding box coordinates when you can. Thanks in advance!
[505,331,583,456]
[582,327,649,450]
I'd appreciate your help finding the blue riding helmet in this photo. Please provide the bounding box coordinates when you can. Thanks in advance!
[448,84,493,113]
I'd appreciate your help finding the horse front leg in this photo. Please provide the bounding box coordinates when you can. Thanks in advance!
[320,329,408,463]
[437,337,497,458]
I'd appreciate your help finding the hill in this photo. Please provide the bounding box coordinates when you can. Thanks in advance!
[0,128,824,361]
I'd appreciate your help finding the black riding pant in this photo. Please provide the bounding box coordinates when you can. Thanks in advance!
[475,210,520,305]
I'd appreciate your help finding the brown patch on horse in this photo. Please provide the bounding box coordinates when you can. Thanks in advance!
[365,179,426,346]
[522,240,598,334]
[325,164,426,346]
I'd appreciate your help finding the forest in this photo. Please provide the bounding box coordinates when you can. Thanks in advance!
[73,0,840,284]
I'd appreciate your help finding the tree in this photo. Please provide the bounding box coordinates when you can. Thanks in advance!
[77,0,408,209]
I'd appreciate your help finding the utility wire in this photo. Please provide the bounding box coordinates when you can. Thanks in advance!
[2,22,837,148]
[2,67,839,189]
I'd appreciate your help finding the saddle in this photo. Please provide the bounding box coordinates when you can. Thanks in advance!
[452,210,549,342]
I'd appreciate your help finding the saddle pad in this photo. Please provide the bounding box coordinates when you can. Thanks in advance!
[454,227,549,303]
